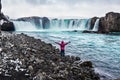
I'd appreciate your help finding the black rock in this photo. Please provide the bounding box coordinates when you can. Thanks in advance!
[1,22,15,31]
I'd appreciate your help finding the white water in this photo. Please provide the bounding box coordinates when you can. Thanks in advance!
[13,18,95,31]
[92,19,100,31]
[87,18,91,30]
[21,31,120,80]
[13,21,38,31]
[13,18,120,80]
[13,18,115,80]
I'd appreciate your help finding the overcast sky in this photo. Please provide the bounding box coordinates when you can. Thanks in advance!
[1,0,120,19]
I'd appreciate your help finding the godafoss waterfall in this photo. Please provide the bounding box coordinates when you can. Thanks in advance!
[13,18,93,31]
[12,17,120,80]
[1,0,120,79]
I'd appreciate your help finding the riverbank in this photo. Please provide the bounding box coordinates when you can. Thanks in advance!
[0,31,100,80]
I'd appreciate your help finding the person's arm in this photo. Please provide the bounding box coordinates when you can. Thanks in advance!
[65,41,71,45]
[55,42,60,45]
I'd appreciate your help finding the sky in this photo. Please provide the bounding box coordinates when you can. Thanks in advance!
[1,0,120,19]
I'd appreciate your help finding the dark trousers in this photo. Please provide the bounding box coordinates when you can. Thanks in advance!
[60,50,65,56]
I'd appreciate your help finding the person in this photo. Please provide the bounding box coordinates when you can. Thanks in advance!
[55,41,70,57]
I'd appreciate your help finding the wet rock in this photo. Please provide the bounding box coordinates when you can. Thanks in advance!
[1,22,15,31]
[90,17,99,30]
[28,65,33,72]
[82,30,98,33]
[75,56,80,61]
[80,61,93,68]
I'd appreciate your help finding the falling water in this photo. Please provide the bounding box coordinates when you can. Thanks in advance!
[13,18,92,31]
[92,19,100,31]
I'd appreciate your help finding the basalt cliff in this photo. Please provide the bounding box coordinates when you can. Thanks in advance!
[84,12,120,34]
[99,12,120,33]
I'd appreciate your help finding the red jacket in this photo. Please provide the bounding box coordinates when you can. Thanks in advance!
[56,41,70,50]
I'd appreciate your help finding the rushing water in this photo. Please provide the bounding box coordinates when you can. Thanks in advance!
[17,31,120,80]
[13,17,120,79]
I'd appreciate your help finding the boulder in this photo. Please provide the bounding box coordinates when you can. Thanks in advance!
[80,61,93,68]
[1,22,15,31]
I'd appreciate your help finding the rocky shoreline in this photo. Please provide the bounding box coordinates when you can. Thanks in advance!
[0,31,100,80]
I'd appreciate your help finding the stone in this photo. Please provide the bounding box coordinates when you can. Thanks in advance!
[82,30,98,33]
[90,17,99,30]
[1,22,15,31]
[80,61,93,68]
[99,12,120,33]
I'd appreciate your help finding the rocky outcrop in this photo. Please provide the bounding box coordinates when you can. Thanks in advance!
[89,12,120,33]
[1,22,15,31]
[0,0,15,31]
[0,14,15,31]
[0,32,100,80]
[90,17,99,30]
[99,12,120,33]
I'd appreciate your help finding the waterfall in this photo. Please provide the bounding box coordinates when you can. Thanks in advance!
[13,21,38,31]
[68,20,74,28]
[92,19,100,31]
[79,19,89,30]
[13,18,92,31]
[87,19,91,30]
[50,19,62,29]
[39,19,43,29]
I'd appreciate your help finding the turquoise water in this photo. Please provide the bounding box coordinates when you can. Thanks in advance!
[17,31,120,80]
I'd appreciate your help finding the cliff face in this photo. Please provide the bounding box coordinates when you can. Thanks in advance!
[0,0,15,31]
[90,12,120,33]
[99,12,120,33]
[90,17,98,30]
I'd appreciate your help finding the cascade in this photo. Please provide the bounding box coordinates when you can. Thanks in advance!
[13,21,38,31]
[13,18,93,31]
[39,19,43,29]
[87,19,91,30]
[92,19,100,31]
